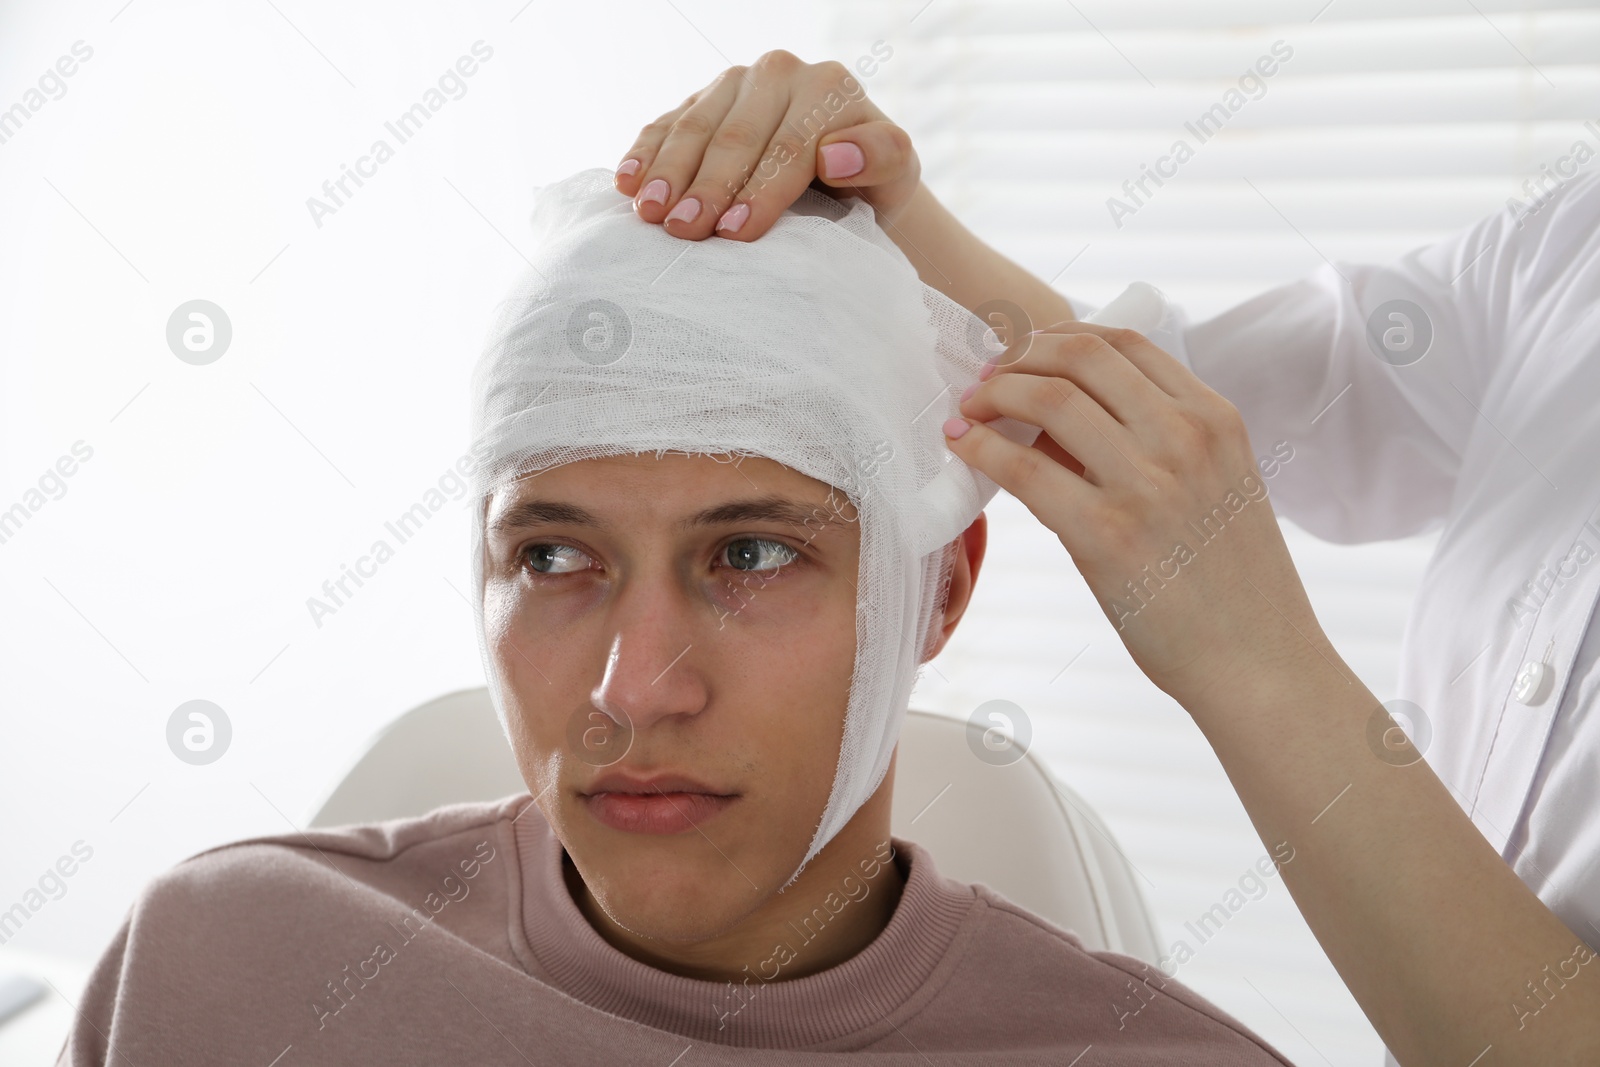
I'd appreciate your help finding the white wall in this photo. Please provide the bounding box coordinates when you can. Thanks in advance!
[0,0,838,956]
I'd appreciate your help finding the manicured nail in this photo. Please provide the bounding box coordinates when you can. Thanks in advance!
[664,197,701,224]
[820,141,865,179]
[978,359,998,381]
[638,179,669,207]
[943,417,970,439]
[616,158,641,178]
[959,382,978,402]
[716,201,750,234]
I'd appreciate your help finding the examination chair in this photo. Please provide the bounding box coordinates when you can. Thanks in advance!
[306,687,1161,962]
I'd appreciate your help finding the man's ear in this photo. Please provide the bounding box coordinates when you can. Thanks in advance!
[919,511,988,662]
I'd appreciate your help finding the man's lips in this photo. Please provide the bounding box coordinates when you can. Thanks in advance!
[580,771,739,835]
[583,770,730,796]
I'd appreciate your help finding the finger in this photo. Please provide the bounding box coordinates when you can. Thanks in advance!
[663,67,794,240]
[1030,320,1200,401]
[716,58,873,243]
[614,92,701,196]
[980,329,1174,437]
[1029,424,1087,479]
[943,410,1093,531]
[814,119,914,187]
[629,71,743,226]
[959,370,1149,487]
[615,98,688,197]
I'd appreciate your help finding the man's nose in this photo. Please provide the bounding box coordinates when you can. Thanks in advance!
[589,578,710,733]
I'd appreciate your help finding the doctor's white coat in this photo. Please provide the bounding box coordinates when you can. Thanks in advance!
[1158,170,1600,959]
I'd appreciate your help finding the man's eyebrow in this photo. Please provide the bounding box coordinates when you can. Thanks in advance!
[684,495,845,531]
[489,499,606,535]
[488,494,845,536]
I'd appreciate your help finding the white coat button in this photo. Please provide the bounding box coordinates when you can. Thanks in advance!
[1514,661,1553,705]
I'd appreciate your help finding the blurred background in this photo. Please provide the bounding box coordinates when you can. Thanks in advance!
[1,0,1596,1062]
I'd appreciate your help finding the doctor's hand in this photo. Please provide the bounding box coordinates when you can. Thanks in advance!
[946,322,1327,706]
[612,48,919,242]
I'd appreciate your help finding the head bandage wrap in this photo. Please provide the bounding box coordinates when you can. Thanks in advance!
[467,167,1167,884]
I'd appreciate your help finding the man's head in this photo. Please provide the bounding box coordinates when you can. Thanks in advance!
[467,166,1029,930]
[479,449,984,942]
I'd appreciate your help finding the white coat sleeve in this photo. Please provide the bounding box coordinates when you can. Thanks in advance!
[1163,186,1554,545]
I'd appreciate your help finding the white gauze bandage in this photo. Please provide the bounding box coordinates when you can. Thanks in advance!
[466,166,1169,883]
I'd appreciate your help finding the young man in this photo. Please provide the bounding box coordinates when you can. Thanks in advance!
[57,169,1293,1065]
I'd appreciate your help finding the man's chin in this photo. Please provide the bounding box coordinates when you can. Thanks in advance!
[568,842,790,941]
[588,876,763,944]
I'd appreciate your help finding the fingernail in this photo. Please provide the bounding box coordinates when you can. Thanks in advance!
[943,417,970,439]
[665,197,701,224]
[616,158,641,178]
[978,360,998,381]
[638,179,669,207]
[820,141,865,179]
[716,201,750,234]
[959,382,978,402]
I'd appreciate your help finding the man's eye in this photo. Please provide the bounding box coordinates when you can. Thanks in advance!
[723,538,798,573]
[523,544,589,575]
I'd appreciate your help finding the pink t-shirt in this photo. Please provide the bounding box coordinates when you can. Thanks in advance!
[58,792,1291,1065]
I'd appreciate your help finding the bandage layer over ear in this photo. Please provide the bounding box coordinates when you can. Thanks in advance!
[466,166,1162,883]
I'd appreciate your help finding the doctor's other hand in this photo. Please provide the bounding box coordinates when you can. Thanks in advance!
[947,322,1327,707]
[613,47,917,242]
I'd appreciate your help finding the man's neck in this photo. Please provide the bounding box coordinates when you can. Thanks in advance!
[562,833,907,984]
